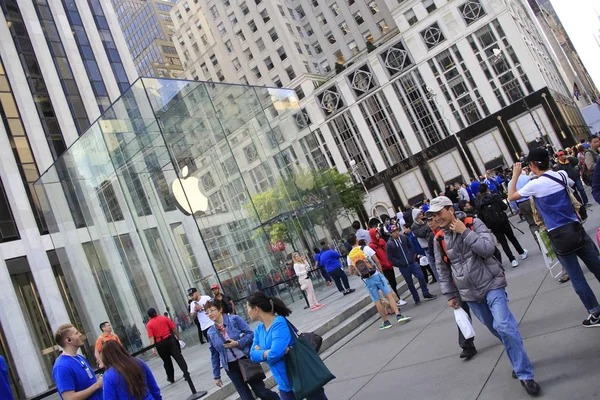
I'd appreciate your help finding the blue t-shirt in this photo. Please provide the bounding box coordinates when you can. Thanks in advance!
[314,253,321,266]
[318,249,343,273]
[518,171,578,231]
[0,356,14,400]
[52,354,102,400]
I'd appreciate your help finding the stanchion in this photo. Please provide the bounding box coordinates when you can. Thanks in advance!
[185,377,207,399]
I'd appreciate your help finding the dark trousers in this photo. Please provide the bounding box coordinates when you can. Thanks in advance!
[156,336,189,382]
[319,267,332,282]
[458,302,476,350]
[195,319,208,344]
[280,388,327,400]
[491,222,524,262]
[328,268,350,292]
[382,268,398,296]
[398,261,430,302]
[227,361,279,400]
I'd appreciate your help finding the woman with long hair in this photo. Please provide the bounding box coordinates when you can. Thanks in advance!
[206,299,279,400]
[292,253,323,311]
[102,340,162,400]
[248,291,328,400]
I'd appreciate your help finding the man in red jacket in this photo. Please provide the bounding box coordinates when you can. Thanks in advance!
[369,228,407,306]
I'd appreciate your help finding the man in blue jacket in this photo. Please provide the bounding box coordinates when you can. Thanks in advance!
[386,225,437,305]
[319,244,355,295]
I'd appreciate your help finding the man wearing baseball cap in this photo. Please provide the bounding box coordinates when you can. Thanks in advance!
[210,284,236,314]
[429,196,539,395]
[188,288,214,344]
[509,148,600,328]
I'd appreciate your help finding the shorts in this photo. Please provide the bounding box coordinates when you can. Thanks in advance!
[363,273,391,302]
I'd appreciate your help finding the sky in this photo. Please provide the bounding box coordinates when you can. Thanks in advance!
[549,0,600,93]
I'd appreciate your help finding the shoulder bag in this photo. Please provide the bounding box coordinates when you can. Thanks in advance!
[216,324,266,383]
[540,174,586,255]
[286,319,323,353]
[285,319,335,399]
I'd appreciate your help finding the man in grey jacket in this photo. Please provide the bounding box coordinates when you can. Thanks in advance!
[428,196,540,396]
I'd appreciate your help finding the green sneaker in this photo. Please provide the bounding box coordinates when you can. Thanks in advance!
[379,320,392,330]
[396,314,411,323]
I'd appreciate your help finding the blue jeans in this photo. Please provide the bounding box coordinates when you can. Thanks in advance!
[555,232,600,314]
[227,361,279,400]
[467,289,534,380]
[398,261,430,302]
[280,388,327,400]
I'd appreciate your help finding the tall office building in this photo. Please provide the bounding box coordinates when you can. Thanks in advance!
[112,0,184,78]
[171,0,397,90]
[0,0,137,396]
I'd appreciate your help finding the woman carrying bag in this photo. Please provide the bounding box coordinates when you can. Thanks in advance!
[293,253,324,311]
[248,291,334,400]
[206,299,279,400]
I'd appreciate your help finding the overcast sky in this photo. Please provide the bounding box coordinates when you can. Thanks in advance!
[550,0,600,94]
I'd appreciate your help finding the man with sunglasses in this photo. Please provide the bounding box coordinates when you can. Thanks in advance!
[428,196,539,396]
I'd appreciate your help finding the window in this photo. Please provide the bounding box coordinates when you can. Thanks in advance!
[229,13,238,25]
[252,66,262,79]
[257,38,266,51]
[287,23,294,34]
[210,54,218,65]
[317,13,327,25]
[348,0,356,4]
[404,9,418,26]
[320,60,331,72]
[278,5,286,16]
[225,40,233,53]
[210,5,219,19]
[314,43,323,54]
[244,48,253,60]
[423,0,436,13]
[218,22,226,35]
[278,47,287,60]
[305,44,313,55]
[421,22,445,49]
[303,61,310,72]
[327,113,376,177]
[354,11,364,25]
[339,21,350,35]
[303,23,314,36]
[377,20,388,34]
[364,31,374,43]
[255,0,262,4]
[264,56,274,70]
[241,2,249,15]
[368,1,379,14]
[201,62,209,74]
[312,0,319,6]
[223,0,231,6]
[334,50,344,63]
[274,77,283,87]
[233,57,241,71]
[349,40,359,54]
[331,3,340,16]
[295,6,306,18]
[327,32,336,44]
[248,20,257,32]
[295,86,306,100]
[286,66,296,80]
[269,28,278,42]
[459,0,486,25]
[260,9,270,23]
[236,30,246,42]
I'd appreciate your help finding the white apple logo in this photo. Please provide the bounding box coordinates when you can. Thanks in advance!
[171,166,209,215]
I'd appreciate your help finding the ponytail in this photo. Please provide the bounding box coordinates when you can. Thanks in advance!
[247,291,292,317]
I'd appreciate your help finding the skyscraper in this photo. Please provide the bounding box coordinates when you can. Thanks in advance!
[112,0,184,78]
[0,0,137,396]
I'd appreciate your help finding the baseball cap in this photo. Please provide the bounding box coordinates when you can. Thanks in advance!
[210,284,219,290]
[557,150,565,156]
[522,148,549,165]
[427,196,453,213]
[187,287,198,296]
[388,224,400,232]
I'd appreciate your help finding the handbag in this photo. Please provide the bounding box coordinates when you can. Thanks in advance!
[285,319,335,399]
[454,308,475,339]
[237,356,266,383]
[286,319,323,353]
[540,174,586,255]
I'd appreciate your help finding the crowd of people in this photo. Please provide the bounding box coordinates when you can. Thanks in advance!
[48,136,600,399]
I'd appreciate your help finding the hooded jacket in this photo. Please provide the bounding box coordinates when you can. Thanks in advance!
[411,218,431,250]
[368,229,393,270]
[434,217,506,302]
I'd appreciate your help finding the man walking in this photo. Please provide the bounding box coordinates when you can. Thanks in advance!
[584,135,599,173]
[146,308,190,384]
[52,324,103,400]
[210,284,236,314]
[477,184,528,267]
[557,150,588,206]
[412,209,439,283]
[347,233,410,330]
[189,287,214,344]
[319,244,355,295]
[429,196,540,395]
[509,148,600,327]
[386,224,437,306]
[94,322,121,368]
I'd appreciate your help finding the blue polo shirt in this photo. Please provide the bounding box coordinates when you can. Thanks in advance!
[0,356,14,400]
[319,249,343,273]
[52,354,102,400]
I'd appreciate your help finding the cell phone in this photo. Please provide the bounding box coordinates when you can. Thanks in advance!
[225,340,232,344]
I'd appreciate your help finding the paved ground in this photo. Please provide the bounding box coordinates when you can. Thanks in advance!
[321,205,600,400]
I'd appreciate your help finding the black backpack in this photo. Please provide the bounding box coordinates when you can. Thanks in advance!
[478,199,507,227]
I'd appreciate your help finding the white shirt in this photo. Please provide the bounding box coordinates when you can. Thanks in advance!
[189,295,214,330]
[458,187,469,201]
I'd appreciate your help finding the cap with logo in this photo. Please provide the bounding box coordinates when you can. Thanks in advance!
[426,196,453,213]
[187,287,198,296]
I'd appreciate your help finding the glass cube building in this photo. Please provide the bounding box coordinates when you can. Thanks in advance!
[34,78,352,352]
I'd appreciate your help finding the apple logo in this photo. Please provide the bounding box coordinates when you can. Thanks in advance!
[171,166,209,215]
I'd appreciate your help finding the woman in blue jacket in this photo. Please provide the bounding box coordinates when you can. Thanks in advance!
[248,291,328,400]
[206,299,279,400]
[101,340,161,400]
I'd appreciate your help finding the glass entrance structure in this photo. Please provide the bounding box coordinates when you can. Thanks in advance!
[34,78,353,352]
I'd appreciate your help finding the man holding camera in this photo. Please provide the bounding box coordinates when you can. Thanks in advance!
[428,196,540,396]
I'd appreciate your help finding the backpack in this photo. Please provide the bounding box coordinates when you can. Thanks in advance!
[478,197,508,227]
[348,246,377,279]
[581,150,597,185]
[435,217,503,265]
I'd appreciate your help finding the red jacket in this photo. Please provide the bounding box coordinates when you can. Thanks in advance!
[368,228,393,270]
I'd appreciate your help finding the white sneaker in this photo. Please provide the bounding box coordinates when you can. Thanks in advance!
[511,259,519,268]
[397,298,407,306]
[521,249,529,260]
